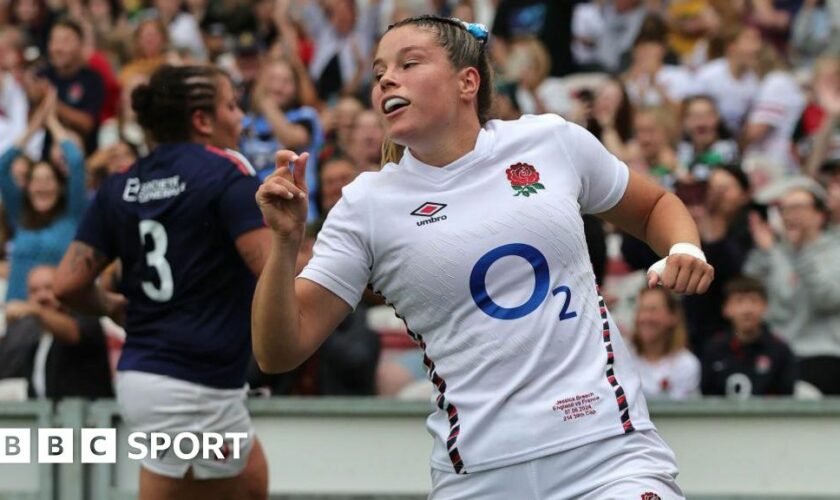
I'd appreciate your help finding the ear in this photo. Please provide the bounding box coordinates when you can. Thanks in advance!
[191,109,214,138]
[457,66,481,102]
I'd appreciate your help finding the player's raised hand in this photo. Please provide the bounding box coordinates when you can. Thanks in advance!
[257,150,309,235]
[647,248,714,295]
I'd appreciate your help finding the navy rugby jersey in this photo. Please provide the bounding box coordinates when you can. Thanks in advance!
[76,143,264,389]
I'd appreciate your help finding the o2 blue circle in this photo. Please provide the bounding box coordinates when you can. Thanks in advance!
[469,243,550,320]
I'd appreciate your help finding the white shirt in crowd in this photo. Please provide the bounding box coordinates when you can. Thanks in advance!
[689,58,760,134]
[0,73,28,155]
[301,1,380,98]
[744,70,806,173]
[631,349,701,400]
[625,65,694,108]
[300,114,655,474]
[515,78,572,116]
[571,2,605,66]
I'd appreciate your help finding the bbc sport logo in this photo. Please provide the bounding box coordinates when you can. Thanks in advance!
[0,428,248,463]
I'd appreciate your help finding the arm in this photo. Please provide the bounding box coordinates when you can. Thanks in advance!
[598,171,712,293]
[47,111,87,217]
[235,227,272,277]
[796,237,840,313]
[55,100,96,136]
[565,120,712,294]
[251,151,352,373]
[54,241,126,323]
[5,301,81,343]
[804,111,840,176]
[259,103,312,149]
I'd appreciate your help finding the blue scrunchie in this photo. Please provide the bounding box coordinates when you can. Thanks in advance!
[459,20,488,43]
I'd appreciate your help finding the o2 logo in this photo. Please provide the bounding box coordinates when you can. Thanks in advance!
[469,243,577,321]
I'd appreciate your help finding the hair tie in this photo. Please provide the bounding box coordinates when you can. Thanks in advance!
[456,19,488,44]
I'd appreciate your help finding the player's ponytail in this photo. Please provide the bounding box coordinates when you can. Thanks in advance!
[381,139,405,167]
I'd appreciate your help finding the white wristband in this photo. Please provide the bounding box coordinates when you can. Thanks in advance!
[647,243,706,278]
[668,242,706,262]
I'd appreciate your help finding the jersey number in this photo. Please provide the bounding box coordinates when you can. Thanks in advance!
[139,220,174,302]
[469,243,577,321]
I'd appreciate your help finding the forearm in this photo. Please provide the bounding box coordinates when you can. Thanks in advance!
[641,192,701,256]
[59,281,111,318]
[251,231,307,373]
[56,102,95,135]
[34,307,81,344]
[263,107,309,149]
[805,113,839,175]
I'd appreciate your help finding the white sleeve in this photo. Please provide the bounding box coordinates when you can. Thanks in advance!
[748,75,795,127]
[558,120,630,214]
[298,186,373,310]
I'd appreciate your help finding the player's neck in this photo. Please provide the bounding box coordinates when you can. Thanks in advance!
[408,118,481,167]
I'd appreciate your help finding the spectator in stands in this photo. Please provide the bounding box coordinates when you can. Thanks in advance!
[626,107,680,189]
[0,90,86,301]
[319,95,363,162]
[791,0,840,68]
[665,0,720,65]
[491,0,580,76]
[5,265,113,399]
[241,57,323,219]
[677,95,738,181]
[803,55,840,176]
[630,287,701,400]
[0,53,28,155]
[83,0,133,66]
[0,26,27,83]
[148,0,206,61]
[581,76,634,160]
[118,18,172,84]
[819,159,840,235]
[745,180,840,395]
[346,109,384,172]
[299,0,381,102]
[86,140,138,192]
[97,70,147,155]
[503,37,570,116]
[683,165,754,354]
[317,156,359,215]
[689,25,761,134]
[701,276,796,397]
[9,0,54,54]
[622,19,692,108]
[742,46,806,174]
[40,18,105,154]
[595,0,648,73]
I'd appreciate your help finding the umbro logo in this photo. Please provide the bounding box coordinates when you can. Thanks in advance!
[411,202,447,227]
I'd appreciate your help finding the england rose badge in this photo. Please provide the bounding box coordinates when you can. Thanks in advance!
[506,162,545,197]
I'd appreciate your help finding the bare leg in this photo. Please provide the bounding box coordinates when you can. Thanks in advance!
[138,439,267,500]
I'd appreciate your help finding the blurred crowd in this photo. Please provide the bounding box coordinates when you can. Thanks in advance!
[0,0,839,402]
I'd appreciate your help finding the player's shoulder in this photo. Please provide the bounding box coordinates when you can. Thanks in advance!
[485,113,577,144]
[202,145,258,177]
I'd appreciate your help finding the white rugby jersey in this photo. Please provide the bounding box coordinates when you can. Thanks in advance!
[299,114,655,474]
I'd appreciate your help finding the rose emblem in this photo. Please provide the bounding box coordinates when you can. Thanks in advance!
[505,162,545,196]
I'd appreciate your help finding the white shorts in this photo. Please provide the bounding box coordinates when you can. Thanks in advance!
[430,429,683,500]
[116,370,255,480]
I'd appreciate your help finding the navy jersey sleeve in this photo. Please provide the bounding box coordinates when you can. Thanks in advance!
[74,183,115,259]
[218,172,265,240]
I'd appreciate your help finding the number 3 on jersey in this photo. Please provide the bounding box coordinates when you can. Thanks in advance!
[470,243,577,321]
[139,220,174,302]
